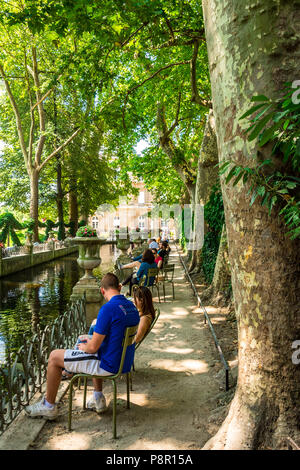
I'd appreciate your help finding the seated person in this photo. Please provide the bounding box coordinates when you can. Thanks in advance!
[148,239,159,250]
[119,253,142,271]
[122,249,162,271]
[120,258,141,271]
[25,273,139,419]
[158,241,169,265]
[122,249,157,296]
[151,248,163,270]
[89,285,156,346]
[133,286,156,344]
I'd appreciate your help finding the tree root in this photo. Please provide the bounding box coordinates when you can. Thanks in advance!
[203,392,300,450]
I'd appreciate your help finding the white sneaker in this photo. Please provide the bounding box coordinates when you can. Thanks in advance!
[87,394,107,413]
[25,398,58,420]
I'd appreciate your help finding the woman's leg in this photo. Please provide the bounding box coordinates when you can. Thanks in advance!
[129,277,139,296]
[122,273,133,286]
[122,261,141,270]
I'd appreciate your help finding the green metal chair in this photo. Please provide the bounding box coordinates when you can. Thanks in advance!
[163,253,169,267]
[135,308,160,352]
[136,267,161,302]
[161,264,175,301]
[130,308,160,390]
[144,267,161,303]
[67,324,138,439]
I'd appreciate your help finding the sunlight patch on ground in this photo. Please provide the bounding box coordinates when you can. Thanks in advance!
[150,358,208,374]
[170,307,189,316]
[47,433,91,451]
[163,346,194,355]
[127,438,198,450]
[128,393,148,405]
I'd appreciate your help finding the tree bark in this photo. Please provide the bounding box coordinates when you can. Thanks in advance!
[56,159,65,240]
[68,176,79,235]
[189,109,219,272]
[29,168,40,242]
[202,0,300,449]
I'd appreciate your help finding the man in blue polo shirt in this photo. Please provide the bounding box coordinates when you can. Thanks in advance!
[25,273,139,419]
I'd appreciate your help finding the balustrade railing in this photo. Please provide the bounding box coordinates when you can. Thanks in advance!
[1,241,67,258]
[0,296,86,435]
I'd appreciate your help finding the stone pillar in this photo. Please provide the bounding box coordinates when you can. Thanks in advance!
[70,237,104,327]
[24,233,34,266]
[70,277,104,327]
[115,234,132,283]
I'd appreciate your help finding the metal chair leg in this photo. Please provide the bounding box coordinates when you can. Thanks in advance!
[112,379,117,439]
[126,373,130,409]
[83,376,88,409]
[157,284,160,303]
[130,370,133,391]
[68,376,76,431]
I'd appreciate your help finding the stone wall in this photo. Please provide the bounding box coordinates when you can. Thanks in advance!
[0,246,78,278]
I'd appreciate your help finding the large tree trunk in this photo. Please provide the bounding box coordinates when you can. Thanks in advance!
[68,177,79,236]
[202,0,300,449]
[29,168,40,242]
[56,159,65,240]
[189,109,219,272]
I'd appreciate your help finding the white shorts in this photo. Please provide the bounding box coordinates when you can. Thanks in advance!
[64,350,113,376]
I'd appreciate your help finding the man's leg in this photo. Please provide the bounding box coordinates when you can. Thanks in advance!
[92,377,103,391]
[25,349,65,419]
[45,349,65,405]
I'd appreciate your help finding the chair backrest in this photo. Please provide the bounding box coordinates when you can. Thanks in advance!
[116,324,139,377]
[138,275,146,287]
[144,267,159,287]
[163,254,169,267]
[135,308,160,351]
[163,264,175,281]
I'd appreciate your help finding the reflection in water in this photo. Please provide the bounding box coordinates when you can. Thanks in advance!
[0,244,118,360]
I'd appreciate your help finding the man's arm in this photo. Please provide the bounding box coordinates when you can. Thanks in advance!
[78,332,105,354]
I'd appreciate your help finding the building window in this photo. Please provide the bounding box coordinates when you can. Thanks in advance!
[138,191,145,204]
[92,216,99,229]
[138,215,145,229]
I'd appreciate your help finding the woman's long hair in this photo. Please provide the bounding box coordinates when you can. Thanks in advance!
[142,248,155,264]
[133,286,155,320]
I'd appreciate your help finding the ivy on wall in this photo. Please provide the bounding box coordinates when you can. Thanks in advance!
[201,183,225,283]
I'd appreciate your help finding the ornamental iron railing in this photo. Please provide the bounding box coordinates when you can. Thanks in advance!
[0,296,86,435]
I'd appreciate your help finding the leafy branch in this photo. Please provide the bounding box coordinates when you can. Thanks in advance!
[219,83,300,239]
